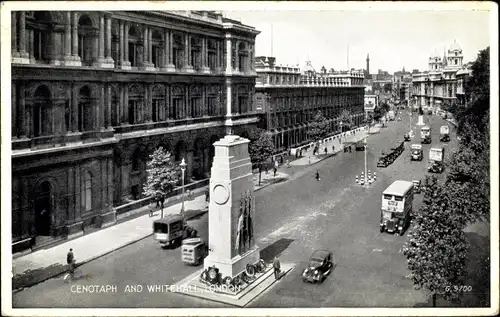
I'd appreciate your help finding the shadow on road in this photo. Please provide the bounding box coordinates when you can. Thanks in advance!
[259,238,294,262]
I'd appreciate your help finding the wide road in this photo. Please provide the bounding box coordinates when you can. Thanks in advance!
[13,113,459,308]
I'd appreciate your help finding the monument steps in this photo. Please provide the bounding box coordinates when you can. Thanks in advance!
[171,263,295,307]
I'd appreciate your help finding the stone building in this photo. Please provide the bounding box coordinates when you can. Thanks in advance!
[254,57,365,152]
[411,40,468,111]
[11,10,260,251]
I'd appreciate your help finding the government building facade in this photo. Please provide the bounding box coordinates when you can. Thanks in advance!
[411,40,472,111]
[11,10,260,251]
[255,57,365,152]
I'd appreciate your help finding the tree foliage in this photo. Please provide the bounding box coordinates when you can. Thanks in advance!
[143,147,180,198]
[248,129,275,185]
[307,110,329,141]
[402,176,469,306]
[373,101,390,121]
[442,46,490,226]
[248,130,274,167]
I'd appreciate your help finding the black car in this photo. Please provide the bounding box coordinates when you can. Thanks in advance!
[302,250,334,283]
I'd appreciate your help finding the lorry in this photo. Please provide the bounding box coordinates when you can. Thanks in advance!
[410,144,423,161]
[428,147,445,173]
[420,126,431,144]
[440,125,450,142]
[387,110,395,121]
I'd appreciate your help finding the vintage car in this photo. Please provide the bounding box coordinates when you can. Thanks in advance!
[412,180,422,194]
[302,250,334,283]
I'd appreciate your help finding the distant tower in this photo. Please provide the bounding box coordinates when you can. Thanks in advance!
[366,54,370,75]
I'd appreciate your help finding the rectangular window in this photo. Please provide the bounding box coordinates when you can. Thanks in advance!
[394,196,403,202]
[383,194,393,200]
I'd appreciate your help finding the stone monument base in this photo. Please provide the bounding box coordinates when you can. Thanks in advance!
[204,246,260,278]
[416,115,425,126]
[171,262,295,307]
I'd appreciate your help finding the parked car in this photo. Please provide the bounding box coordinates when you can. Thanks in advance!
[302,250,334,283]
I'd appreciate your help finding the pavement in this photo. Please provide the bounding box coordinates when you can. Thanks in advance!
[11,167,295,291]
[11,118,489,309]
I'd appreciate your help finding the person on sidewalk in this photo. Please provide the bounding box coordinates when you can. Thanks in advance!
[324,147,328,155]
[308,156,311,165]
[160,195,165,215]
[273,166,277,177]
[273,256,281,280]
[332,145,335,153]
[286,159,291,168]
[66,248,75,277]
[205,188,210,202]
[315,170,320,181]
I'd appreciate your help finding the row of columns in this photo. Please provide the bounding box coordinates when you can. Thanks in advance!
[11,12,29,62]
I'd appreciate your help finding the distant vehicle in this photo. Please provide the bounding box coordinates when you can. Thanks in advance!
[387,110,395,121]
[153,214,197,248]
[302,250,334,283]
[440,125,450,142]
[380,180,414,235]
[181,238,208,265]
[412,180,422,194]
[410,144,423,161]
[428,147,445,173]
[404,133,411,142]
[355,140,366,151]
[420,126,431,144]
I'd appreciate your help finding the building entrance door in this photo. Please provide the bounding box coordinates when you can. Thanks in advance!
[34,181,52,236]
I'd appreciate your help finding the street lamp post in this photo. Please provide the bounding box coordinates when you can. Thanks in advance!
[364,137,368,184]
[179,158,187,214]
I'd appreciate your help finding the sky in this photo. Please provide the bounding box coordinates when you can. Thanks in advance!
[225,6,492,74]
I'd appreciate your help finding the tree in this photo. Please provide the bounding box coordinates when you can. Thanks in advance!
[402,176,469,307]
[307,110,329,141]
[442,46,490,226]
[248,129,275,185]
[373,101,390,121]
[337,109,352,132]
[143,147,180,201]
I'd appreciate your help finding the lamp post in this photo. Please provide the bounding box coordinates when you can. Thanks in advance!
[364,137,368,184]
[179,158,187,214]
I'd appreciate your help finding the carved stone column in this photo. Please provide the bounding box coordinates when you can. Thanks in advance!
[18,12,29,59]
[63,12,72,60]
[119,20,124,65]
[105,15,114,64]
[225,35,232,75]
[121,22,131,69]
[106,84,112,130]
[94,14,113,68]
[183,33,194,72]
[163,30,175,72]
[148,27,153,66]
[11,12,19,57]
[234,40,240,73]
[71,12,82,65]
[142,26,148,66]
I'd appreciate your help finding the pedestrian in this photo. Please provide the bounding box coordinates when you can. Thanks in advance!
[349,146,352,153]
[280,156,284,165]
[273,166,277,177]
[273,256,281,280]
[308,156,311,165]
[299,149,302,157]
[332,145,335,153]
[66,248,75,277]
[274,160,279,170]
[286,159,290,168]
[324,147,327,155]
[315,170,320,181]
[205,188,210,202]
[149,200,155,217]
[160,195,165,213]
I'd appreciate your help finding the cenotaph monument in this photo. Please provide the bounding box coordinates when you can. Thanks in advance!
[204,134,260,278]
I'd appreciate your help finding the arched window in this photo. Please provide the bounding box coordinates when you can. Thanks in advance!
[33,11,53,63]
[78,15,95,66]
[33,85,51,137]
[81,171,92,212]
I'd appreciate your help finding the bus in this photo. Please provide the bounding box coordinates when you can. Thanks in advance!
[380,180,414,235]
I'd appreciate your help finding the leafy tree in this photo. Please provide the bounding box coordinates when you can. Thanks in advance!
[373,101,390,121]
[336,109,353,132]
[307,110,329,141]
[402,176,469,307]
[143,147,180,201]
[442,47,490,226]
[248,129,275,185]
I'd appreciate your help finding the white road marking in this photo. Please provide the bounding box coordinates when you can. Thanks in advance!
[372,248,383,252]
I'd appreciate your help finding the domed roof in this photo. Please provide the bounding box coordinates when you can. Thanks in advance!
[449,40,462,52]
[302,60,316,74]
[429,49,441,60]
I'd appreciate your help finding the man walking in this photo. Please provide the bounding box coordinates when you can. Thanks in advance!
[66,248,75,278]
[273,256,281,280]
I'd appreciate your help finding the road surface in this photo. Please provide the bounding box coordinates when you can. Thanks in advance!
[13,114,465,308]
